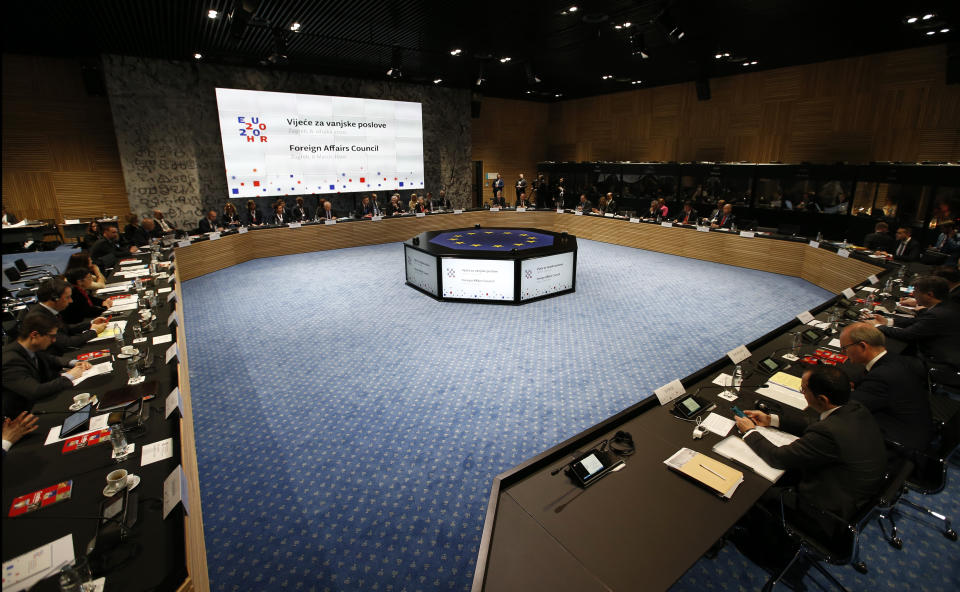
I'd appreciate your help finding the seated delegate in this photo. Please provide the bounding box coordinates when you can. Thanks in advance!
[61,268,115,325]
[17,278,108,354]
[873,275,960,369]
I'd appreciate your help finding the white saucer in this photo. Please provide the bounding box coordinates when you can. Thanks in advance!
[116,353,132,359]
[102,474,140,497]
[69,396,98,411]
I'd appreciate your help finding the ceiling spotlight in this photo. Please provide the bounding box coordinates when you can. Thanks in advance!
[750,61,758,65]
[906,16,918,23]
[554,93,562,98]
[942,28,950,33]
[623,22,632,28]
[450,48,462,56]
[922,13,935,20]
[525,90,532,94]
[194,53,203,59]
[602,74,613,80]
[742,61,750,66]
[387,46,403,78]
[500,56,511,63]
[568,5,578,11]
[658,11,685,43]
[476,77,485,86]
[290,22,301,32]
[207,9,218,19]
[433,78,442,84]
[631,80,641,85]
[715,54,722,59]
[926,30,936,35]
[614,24,622,30]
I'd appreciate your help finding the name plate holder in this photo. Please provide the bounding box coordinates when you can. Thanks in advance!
[165,387,183,419]
[371,215,382,222]
[661,221,673,228]
[238,226,248,234]
[604,213,615,218]
[575,210,583,216]
[324,219,336,225]
[838,248,850,258]
[287,222,302,229]
[808,241,820,248]
[726,345,752,364]
[454,209,463,215]
[516,207,527,213]
[162,465,189,519]
[629,218,640,224]
[556,208,564,214]
[796,311,815,324]
[415,212,426,218]
[696,226,710,233]
[208,232,220,241]
[177,240,191,248]
[165,343,179,364]
[489,207,500,213]
[739,231,756,238]
[867,274,879,285]
[654,379,686,405]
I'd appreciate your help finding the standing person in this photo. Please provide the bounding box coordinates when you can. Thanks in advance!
[492,174,504,202]
[515,174,527,201]
[245,200,263,225]
[533,173,547,204]
[555,177,566,209]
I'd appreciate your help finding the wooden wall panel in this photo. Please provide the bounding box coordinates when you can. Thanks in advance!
[2,54,129,224]
[491,44,960,165]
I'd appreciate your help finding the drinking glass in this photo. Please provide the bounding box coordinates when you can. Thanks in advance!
[109,426,129,458]
[127,358,140,382]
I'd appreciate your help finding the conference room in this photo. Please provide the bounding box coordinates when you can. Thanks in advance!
[3,2,960,592]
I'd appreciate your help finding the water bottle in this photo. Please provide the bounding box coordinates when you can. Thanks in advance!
[732,364,743,393]
[114,324,124,347]
[841,237,849,248]
[827,311,838,334]
[791,331,803,356]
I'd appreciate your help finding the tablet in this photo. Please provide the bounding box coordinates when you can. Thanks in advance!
[59,403,92,439]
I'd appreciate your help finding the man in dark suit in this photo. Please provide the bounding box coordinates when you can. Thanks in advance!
[199,210,222,233]
[515,193,531,209]
[490,191,506,208]
[152,209,176,236]
[90,225,137,271]
[840,323,933,454]
[575,194,592,212]
[891,226,921,262]
[386,194,405,216]
[874,275,960,369]
[515,174,527,201]
[933,265,960,305]
[357,196,377,217]
[863,221,896,252]
[711,203,736,229]
[3,313,91,418]
[123,214,151,247]
[319,201,338,220]
[291,197,310,222]
[17,278,107,354]
[675,201,699,225]
[433,190,451,210]
[492,174,504,201]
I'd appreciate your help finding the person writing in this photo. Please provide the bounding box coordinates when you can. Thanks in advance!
[320,201,337,220]
[872,275,960,369]
[2,314,92,418]
[18,278,108,354]
[575,194,592,212]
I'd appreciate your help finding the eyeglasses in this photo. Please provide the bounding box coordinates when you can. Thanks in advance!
[839,341,862,353]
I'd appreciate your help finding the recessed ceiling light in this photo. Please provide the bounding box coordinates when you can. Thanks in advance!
[750,61,758,65]
[602,74,613,80]
[554,93,562,98]
[926,30,936,35]
[715,54,722,59]
[433,78,442,84]
[922,13,935,20]
[450,48,462,56]
[194,53,203,59]
[723,53,730,57]
[207,9,217,19]
[631,80,641,85]
[525,90,532,94]
[623,22,632,28]
[742,61,750,66]
[941,28,950,33]
[614,24,622,29]
[568,6,578,12]
[290,22,301,32]
[500,56,511,63]
[906,16,918,23]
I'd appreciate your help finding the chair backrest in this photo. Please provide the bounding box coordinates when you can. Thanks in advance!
[14,259,28,271]
[4,267,22,282]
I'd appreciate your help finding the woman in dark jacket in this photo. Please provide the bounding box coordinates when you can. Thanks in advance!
[62,267,115,324]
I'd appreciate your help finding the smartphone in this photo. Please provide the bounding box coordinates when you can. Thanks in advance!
[730,405,747,418]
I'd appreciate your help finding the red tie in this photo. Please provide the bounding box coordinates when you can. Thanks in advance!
[720,216,727,226]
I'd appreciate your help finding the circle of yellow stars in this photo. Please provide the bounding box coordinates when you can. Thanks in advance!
[446,231,539,248]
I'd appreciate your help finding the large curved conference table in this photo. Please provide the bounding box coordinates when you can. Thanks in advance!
[171,209,885,591]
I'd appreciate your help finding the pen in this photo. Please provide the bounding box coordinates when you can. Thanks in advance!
[699,463,726,480]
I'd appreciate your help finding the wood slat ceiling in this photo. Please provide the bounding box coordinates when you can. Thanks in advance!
[2,0,957,101]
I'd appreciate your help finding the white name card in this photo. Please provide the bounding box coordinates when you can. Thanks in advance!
[208,232,220,241]
[575,211,583,216]
[838,248,850,258]
[65,218,80,224]
[654,379,686,405]
[165,387,182,419]
[842,288,856,299]
[604,213,615,218]
[287,222,301,229]
[796,311,815,324]
[454,209,463,215]
[556,208,564,214]
[696,226,710,233]
[661,221,673,228]
[238,226,248,234]
[162,465,189,519]
[629,218,640,224]
[371,215,382,221]
[324,219,336,225]
[167,310,179,327]
[727,345,752,364]
[516,207,527,213]
[739,231,756,238]
[415,212,426,218]
[177,240,191,248]
[165,343,179,364]
[867,274,879,285]
[808,241,819,248]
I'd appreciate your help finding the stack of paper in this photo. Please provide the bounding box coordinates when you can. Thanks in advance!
[757,372,807,410]
[91,321,127,342]
[1,534,75,592]
[712,427,799,482]
[68,361,113,386]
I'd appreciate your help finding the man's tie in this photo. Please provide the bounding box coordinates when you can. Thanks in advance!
[720,216,727,226]
[897,241,905,256]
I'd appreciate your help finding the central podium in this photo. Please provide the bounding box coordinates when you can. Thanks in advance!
[403,227,578,304]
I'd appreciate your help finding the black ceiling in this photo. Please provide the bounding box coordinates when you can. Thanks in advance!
[3,0,957,100]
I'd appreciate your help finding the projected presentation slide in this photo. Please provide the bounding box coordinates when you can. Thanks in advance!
[441,259,515,301]
[520,252,575,300]
[405,246,438,297]
[215,87,424,198]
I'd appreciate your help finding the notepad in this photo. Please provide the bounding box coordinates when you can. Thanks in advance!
[769,372,802,392]
[664,448,743,499]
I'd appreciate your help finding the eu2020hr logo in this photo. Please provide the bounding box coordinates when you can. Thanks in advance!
[238,117,267,143]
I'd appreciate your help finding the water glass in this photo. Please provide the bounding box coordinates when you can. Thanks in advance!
[131,322,142,340]
[127,358,140,382]
[140,346,154,371]
[114,325,124,347]
[109,426,128,458]
[791,331,803,356]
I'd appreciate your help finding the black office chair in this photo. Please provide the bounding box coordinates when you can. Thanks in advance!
[763,459,914,592]
[928,365,960,399]
[39,218,63,247]
[14,258,59,276]
[892,410,960,542]
[3,267,50,286]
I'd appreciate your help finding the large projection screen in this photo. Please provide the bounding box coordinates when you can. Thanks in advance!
[215,88,424,198]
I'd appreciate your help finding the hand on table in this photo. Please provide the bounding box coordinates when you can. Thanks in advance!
[734,416,756,434]
[3,412,39,445]
[91,320,108,334]
[899,297,917,307]
[66,364,89,379]
[744,410,770,426]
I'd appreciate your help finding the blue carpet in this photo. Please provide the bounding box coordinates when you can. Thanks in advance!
[1,244,77,290]
[182,238,851,591]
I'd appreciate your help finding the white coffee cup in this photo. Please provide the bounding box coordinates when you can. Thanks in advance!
[106,469,128,494]
[121,345,136,355]
[73,393,91,407]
